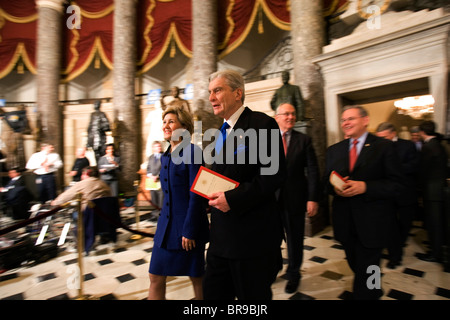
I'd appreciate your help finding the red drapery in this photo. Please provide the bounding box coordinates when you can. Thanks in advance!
[0,0,349,81]
[0,0,37,78]
[63,0,114,81]
[137,0,192,74]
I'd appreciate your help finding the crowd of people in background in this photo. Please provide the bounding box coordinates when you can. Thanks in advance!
[0,70,449,301]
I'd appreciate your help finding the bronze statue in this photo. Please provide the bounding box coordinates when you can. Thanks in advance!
[160,86,191,113]
[87,100,111,160]
[270,71,305,121]
[1,105,30,170]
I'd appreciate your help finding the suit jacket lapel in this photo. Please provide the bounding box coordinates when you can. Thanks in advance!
[224,107,251,155]
[213,107,250,172]
[353,133,374,171]
[286,130,298,159]
[339,140,351,174]
[232,107,251,132]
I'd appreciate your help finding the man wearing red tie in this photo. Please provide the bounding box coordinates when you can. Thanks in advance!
[275,103,320,294]
[324,105,404,300]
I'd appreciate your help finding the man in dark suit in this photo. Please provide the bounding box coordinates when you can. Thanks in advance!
[417,120,448,263]
[324,105,404,300]
[1,167,33,220]
[203,69,286,300]
[275,103,320,293]
[376,122,419,269]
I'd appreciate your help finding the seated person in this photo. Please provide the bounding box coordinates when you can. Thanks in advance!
[1,167,33,220]
[51,166,111,212]
[51,166,114,251]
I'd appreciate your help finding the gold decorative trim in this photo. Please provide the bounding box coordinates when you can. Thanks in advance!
[71,1,115,19]
[219,0,259,58]
[63,37,112,82]
[218,0,235,50]
[260,0,290,31]
[0,43,36,79]
[0,8,38,23]
[138,0,156,66]
[138,21,192,75]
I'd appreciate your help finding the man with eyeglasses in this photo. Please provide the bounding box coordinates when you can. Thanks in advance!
[275,103,320,294]
[324,105,404,300]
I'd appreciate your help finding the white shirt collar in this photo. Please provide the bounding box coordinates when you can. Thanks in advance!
[350,131,368,145]
[350,131,368,154]
[224,105,245,130]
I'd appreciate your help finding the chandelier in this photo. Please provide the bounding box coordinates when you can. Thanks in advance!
[394,95,435,119]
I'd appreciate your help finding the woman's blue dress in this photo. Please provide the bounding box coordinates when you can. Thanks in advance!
[149,143,209,277]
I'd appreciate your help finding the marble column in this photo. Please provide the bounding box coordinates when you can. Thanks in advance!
[36,0,65,151]
[192,0,221,136]
[113,0,138,193]
[290,1,327,236]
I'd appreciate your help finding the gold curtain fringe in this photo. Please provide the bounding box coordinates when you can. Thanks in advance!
[17,60,24,74]
[94,54,100,69]
[259,0,290,31]
[258,6,264,34]
[170,39,176,58]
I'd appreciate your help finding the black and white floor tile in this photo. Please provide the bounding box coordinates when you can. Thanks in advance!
[1,208,450,300]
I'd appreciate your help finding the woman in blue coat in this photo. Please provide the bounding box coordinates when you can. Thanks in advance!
[148,106,209,300]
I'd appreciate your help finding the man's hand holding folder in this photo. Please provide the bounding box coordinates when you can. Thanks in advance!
[330,171,366,197]
[208,192,231,213]
[190,166,239,212]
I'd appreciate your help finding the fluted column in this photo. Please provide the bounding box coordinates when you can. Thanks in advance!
[113,0,138,193]
[192,0,221,132]
[290,1,327,235]
[290,0,326,171]
[36,0,65,150]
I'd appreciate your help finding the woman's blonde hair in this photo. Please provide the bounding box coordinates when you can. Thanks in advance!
[162,106,194,135]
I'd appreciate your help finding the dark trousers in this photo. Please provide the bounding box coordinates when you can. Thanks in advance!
[424,200,445,260]
[387,204,415,263]
[203,252,275,300]
[37,173,56,202]
[342,218,383,300]
[281,209,305,281]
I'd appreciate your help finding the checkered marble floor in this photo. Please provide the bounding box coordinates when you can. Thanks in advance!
[1,209,450,301]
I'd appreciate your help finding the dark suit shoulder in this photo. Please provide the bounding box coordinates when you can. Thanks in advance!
[291,130,311,141]
[246,107,276,124]
[365,133,394,147]
[328,138,349,151]
[395,138,417,151]
[397,138,414,145]
[327,134,392,151]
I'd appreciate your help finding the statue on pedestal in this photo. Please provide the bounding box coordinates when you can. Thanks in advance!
[270,70,305,121]
[87,100,111,160]
[1,105,30,170]
[160,86,191,113]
